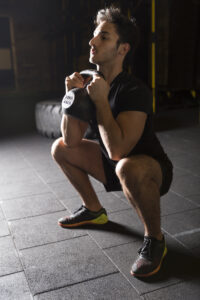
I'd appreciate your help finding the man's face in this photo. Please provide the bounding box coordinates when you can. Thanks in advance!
[89,21,121,66]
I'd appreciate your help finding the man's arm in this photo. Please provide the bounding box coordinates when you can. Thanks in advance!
[97,106,146,160]
[87,75,147,160]
[61,115,88,147]
[61,72,88,147]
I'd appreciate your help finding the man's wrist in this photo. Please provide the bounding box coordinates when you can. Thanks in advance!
[96,98,112,125]
[95,96,109,109]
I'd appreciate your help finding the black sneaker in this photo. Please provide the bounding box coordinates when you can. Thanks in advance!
[58,205,108,228]
[131,235,167,277]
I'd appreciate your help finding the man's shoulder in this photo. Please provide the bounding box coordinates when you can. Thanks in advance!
[119,72,151,98]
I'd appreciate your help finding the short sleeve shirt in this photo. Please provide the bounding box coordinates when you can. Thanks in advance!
[89,71,167,165]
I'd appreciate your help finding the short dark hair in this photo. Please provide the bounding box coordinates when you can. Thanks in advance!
[94,6,140,68]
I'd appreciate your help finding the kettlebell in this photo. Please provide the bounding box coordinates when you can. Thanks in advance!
[62,69,104,122]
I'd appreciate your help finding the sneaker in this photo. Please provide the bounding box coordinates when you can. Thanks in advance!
[58,205,108,228]
[130,235,167,277]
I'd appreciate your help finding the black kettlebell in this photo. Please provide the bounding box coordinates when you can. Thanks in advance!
[62,69,104,122]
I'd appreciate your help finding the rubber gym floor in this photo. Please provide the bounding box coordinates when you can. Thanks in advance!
[0,108,200,299]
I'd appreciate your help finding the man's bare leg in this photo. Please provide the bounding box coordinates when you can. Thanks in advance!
[51,137,107,212]
[116,155,163,240]
[116,155,167,277]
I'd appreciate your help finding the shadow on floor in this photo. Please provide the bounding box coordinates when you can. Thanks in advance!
[139,247,200,283]
[63,221,200,284]
[62,220,142,240]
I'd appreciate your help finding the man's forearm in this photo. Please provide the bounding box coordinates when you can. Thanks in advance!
[96,100,124,160]
[61,115,88,147]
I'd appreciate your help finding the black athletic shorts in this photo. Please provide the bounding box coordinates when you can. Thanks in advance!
[101,153,173,197]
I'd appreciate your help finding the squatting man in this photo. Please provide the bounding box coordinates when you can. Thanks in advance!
[51,6,173,277]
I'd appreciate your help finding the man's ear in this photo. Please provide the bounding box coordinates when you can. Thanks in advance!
[118,43,130,56]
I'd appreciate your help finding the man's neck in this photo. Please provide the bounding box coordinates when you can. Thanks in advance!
[96,65,123,85]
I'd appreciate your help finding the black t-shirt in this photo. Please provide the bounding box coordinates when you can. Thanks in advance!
[89,71,168,165]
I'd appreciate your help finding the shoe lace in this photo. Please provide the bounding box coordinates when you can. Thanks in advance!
[138,238,152,260]
[72,205,86,215]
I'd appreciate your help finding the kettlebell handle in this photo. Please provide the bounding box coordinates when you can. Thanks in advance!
[80,69,105,80]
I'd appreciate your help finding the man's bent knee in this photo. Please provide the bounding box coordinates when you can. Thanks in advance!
[51,137,65,161]
[115,158,132,180]
[116,155,162,191]
[116,156,150,185]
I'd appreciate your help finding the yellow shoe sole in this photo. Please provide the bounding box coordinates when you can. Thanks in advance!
[58,213,108,228]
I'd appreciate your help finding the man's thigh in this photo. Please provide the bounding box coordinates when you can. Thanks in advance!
[57,138,107,184]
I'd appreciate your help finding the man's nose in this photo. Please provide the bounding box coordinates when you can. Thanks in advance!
[89,36,97,47]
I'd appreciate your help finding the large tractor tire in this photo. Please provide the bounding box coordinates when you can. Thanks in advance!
[35,100,97,140]
[35,101,62,138]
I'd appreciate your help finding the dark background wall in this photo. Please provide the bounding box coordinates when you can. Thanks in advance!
[0,0,199,134]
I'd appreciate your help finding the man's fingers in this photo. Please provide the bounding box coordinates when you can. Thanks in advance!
[73,72,84,82]
[65,72,84,89]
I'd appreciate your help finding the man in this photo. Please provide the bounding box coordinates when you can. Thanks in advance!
[51,7,173,277]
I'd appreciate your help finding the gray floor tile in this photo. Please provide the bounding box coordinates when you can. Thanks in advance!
[0,141,18,155]
[34,273,141,300]
[0,206,5,220]
[0,220,10,237]
[0,236,22,276]
[160,191,197,216]
[39,164,104,187]
[186,194,200,206]
[0,272,31,300]
[60,191,129,214]
[15,135,52,154]
[0,155,29,172]
[20,236,117,295]
[171,152,200,176]
[48,178,105,201]
[21,146,52,158]
[164,135,200,158]
[90,177,105,192]
[87,209,143,249]
[161,145,185,162]
[164,126,200,141]
[97,191,130,212]
[1,193,65,220]
[105,234,199,295]
[0,167,41,185]
[171,166,191,188]
[161,208,200,236]
[173,229,200,249]
[27,156,56,171]
[48,180,79,199]
[112,191,125,198]
[111,191,131,205]
[13,133,52,147]
[35,165,67,184]
[173,166,190,177]
[9,211,87,250]
[0,149,21,163]
[157,126,200,150]
[144,279,200,300]
[171,173,200,197]
[0,180,51,201]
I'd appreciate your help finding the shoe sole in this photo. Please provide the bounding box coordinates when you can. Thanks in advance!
[58,214,108,228]
[130,246,168,278]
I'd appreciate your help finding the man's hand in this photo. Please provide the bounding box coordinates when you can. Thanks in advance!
[86,75,110,106]
[65,72,84,92]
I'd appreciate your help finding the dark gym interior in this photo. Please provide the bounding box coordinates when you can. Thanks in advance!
[0,0,200,299]
[0,0,199,134]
